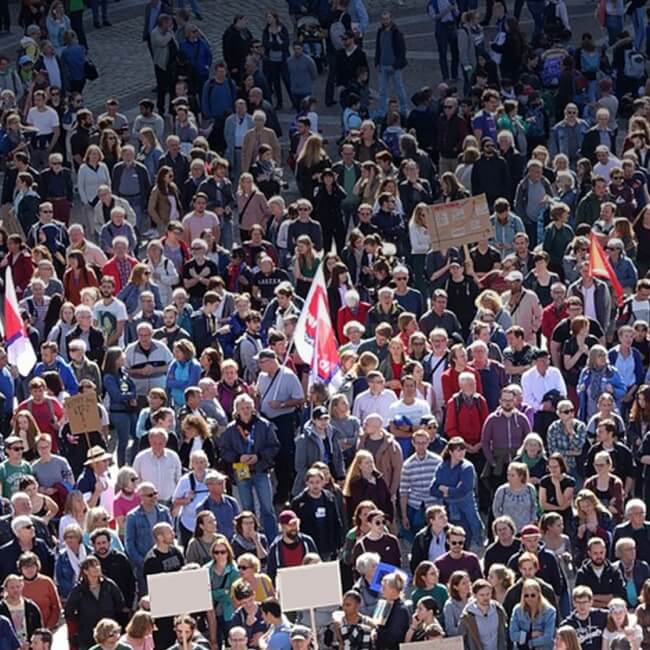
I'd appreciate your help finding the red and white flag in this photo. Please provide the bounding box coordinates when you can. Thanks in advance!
[294,263,342,387]
[4,267,36,376]
[589,234,624,306]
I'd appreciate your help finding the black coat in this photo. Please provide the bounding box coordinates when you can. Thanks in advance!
[471,154,512,209]
[290,488,343,559]
[335,47,368,88]
[38,167,74,201]
[65,325,106,366]
[222,25,253,75]
[581,127,616,164]
[0,538,53,582]
[311,182,346,232]
[0,598,42,639]
[374,25,408,70]
[96,550,136,611]
[158,151,190,186]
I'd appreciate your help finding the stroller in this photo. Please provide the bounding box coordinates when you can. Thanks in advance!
[296,14,326,72]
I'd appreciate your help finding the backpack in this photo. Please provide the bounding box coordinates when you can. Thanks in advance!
[541,55,563,87]
[624,49,646,79]
[329,18,346,50]
[580,49,600,74]
[382,128,403,160]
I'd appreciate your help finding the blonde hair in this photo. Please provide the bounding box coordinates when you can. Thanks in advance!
[342,450,375,497]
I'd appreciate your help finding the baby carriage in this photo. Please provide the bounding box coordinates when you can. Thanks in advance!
[296,14,326,72]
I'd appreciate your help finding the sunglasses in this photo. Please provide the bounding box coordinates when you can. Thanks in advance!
[143,492,158,498]
[449,540,465,546]
[213,549,228,555]
[559,409,574,414]
[237,564,250,570]
[523,593,538,599]
[9,447,24,452]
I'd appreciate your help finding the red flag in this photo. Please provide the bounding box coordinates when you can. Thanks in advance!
[588,234,624,306]
[4,267,37,376]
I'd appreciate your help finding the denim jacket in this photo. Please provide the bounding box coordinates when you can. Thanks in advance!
[509,604,557,650]
[124,504,173,567]
[550,119,589,158]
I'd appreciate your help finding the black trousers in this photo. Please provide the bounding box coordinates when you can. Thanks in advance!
[270,412,298,503]
[0,0,9,31]
[154,64,173,116]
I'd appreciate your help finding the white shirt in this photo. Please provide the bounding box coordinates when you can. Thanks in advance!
[41,55,62,89]
[583,284,597,321]
[133,449,182,502]
[521,365,567,411]
[234,116,249,147]
[352,389,398,425]
[593,156,621,182]
[172,472,208,531]
[388,397,431,426]
[26,105,59,135]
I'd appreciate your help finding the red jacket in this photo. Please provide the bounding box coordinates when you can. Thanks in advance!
[441,366,483,403]
[444,391,489,445]
[336,302,371,343]
[101,256,137,294]
[541,303,567,341]
[7,250,34,298]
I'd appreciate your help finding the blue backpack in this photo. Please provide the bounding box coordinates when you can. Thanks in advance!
[526,104,546,137]
[541,55,563,87]
[580,49,600,74]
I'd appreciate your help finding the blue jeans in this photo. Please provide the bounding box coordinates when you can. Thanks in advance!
[527,0,545,38]
[435,22,459,81]
[236,472,278,541]
[447,494,483,546]
[177,0,201,15]
[111,411,137,467]
[220,217,233,249]
[606,14,624,45]
[401,504,426,543]
[376,66,409,117]
[633,7,646,51]
[90,0,107,23]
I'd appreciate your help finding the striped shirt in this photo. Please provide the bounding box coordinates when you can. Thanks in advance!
[399,451,442,509]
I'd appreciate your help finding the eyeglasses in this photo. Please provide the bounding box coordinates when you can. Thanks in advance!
[298,207,310,212]
[523,593,538,599]
[394,277,408,281]
[449,540,465,546]
[41,209,53,213]
[371,519,385,526]
[443,105,454,109]
[21,524,34,530]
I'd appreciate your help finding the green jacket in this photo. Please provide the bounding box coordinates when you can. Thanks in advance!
[575,190,611,227]
[208,561,240,621]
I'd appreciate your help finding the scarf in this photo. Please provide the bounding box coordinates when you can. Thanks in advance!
[519,451,543,469]
[66,543,87,581]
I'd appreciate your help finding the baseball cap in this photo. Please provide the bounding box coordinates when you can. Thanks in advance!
[312,406,329,420]
[18,55,32,66]
[291,626,311,641]
[392,414,413,428]
[506,270,524,282]
[279,510,298,526]
[520,524,541,536]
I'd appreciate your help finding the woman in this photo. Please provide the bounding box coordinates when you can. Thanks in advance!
[200,347,224,382]
[230,553,274,604]
[430,438,483,547]
[148,166,182,235]
[342,450,393,524]
[586,392,626,439]
[78,145,111,238]
[509,580,556,650]
[237,173,270,242]
[206,536,240,650]
[231,511,268,564]
[539,453,575,533]
[408,203,431,297]
[84,507,123,551]
[634,206,650,278]
[492,17,526,81]
[99,129,121,174]
[487,564,515,604]
[123,610,155,650]
[262,11,290,109]
[172,450,210,547]
[375,572,411,650]
[442,570,471,636]
[295,134,331,200]
[55,523,89,600]
[635,579,650,650]
[112,467,140,540]
[573,489,613,566]
[18,476,58,523]
[546,400,587,477]
[11,171,40,236]
[329,393,360,466]
[628,385,650,455]
[492,461,538,533]
[351,508,401,568]
[411,561,448,612]
[179,414,217,470]
[216,360,249,420]
[439,171,470,204]
[578,345,627,421]
[400,161,433,223]
[524,252,560,307]
[167,339,202,410]
[293,234,320,299]
[561,316,599,405]
[404,597,443,643]
[540,512,572,579]
[555,626,582,650]
[602,599,643,650]
[378,337,409,395]
[117,264,163,316]
[584,450,625,523]
[185,510,219,565]
[58,491,88,544]
[2,234,33,298]
[10,410,41,462]
[46,301,76,357]
[102,347,137,467]
[46,1,71,53]
[63,250,98,306]
[312,169,347,254]
[143,238,179,307]
[353,161,381,205]
[513,433,548,485]
[137,128,163,189]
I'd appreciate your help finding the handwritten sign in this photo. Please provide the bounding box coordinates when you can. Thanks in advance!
[64,391,102,434]
[426,194,493,250]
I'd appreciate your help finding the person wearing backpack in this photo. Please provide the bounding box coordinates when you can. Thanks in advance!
[575,34,603,102]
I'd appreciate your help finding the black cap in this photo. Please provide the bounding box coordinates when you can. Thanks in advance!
[312,406,329,419]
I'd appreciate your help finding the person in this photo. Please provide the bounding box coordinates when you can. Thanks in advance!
[0,574,43,645]
[509,579,557,650]
[434,524,482,585]
[374,571,410,650]
[612,537,650,608]
[351,508,400,568]
[266,510,317,583]
[195,471,239,542]
[561,585,608,650]
[205,536,239,649]
[602,598,643,650]
[576,537,627,608]
[411,562,448,611]
[492,462,538,533]
[342,450,393,524]
[18,553,60,631]
[484,516,522,574]
[612,500,650,566]
[458,579,508,650]
[443,570,471,636]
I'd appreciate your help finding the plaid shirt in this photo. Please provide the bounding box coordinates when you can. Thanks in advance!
[546,419,587,472]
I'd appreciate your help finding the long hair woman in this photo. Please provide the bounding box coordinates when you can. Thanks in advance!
[295,134,331,199]
[148,165,182,235]
[63,250,98,306]
[342,451,393,525]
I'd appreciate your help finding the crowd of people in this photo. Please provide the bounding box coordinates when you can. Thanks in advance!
[1,0,650,648]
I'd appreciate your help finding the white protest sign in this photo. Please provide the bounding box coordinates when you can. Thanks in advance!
[276,561,342,611]
[147,568,212,618]
[401,637,465,650]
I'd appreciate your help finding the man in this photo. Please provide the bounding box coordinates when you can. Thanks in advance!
[90,528,135,611]
[364,286,403,335]
[159,135,189,186]
[111,145,152,235]
[98,98,128,137]
[550,103,590,165]
[219,393,280,541]
[241,110,281,174]
[335,31,368,93]
[444,372,489,454]
[468,339,507,412]
[561,586,608,650]
[0,439,33,499]
[286,42,318,110]
[481,388,531,488]
[201,62,237,152]
[187,291,220,355]
[290,468,342,561]
[581,108,616,163]
[124,322,174,401]
[374,12,408,117]
[388,376,432,457]
[507,524,563,594]
[124,481,172,593]
[195,471,240,541]
[607,240,639,296]
[33,341,79,395]
[483,515,521,574]
[502,271,542,345]
[181,192,220,245]
[26,200,68,250]
[540,283,568,342]
[410,505,449,572]
[132,429,182,505]
[568,261,613,337]
[333,143,361,224]
[489,197,527,258]
[37,153,74,224]
[458,580,508,650]
[617,278,650,328]
[261,283,304,338]
[399,430,442,540]
[392,266,423,319]
[67,223,107,267]
[260,599,293,650]
[0,516,53,581]
[503,552,558,618]
[224,99,253,179]
[16,380,63,449]
[575,175,611,228]
[611,537,650,607]
[25,90,60,170]
[102,234,138,294]
[434,524,482,584]
[285,199,323,253]
[612,499,650,565]
[92,275,128,348]
[472,90,498,142]
[266,510,317,583]
[353,371,398,425]
[437,97,467,174]
[609,325,644,416]
[513,160,553,247]
[575,537,626,608]
[99,205,137,255]
[521,349,567,413]
[30,629,52,650]
[150,14,176,117]
[64,305,105,367]
[256,350,304,505]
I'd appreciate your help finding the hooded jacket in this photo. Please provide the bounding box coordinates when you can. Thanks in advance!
[458,600,508,650]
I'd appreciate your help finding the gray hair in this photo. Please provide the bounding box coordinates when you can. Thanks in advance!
[355,551,380,575]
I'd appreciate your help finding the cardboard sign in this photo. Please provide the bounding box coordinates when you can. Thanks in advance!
[148,568,212,618]
[276,561,342,611]
[426,194,493,250]
[64,391,102,434]
[401,636,464,650]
